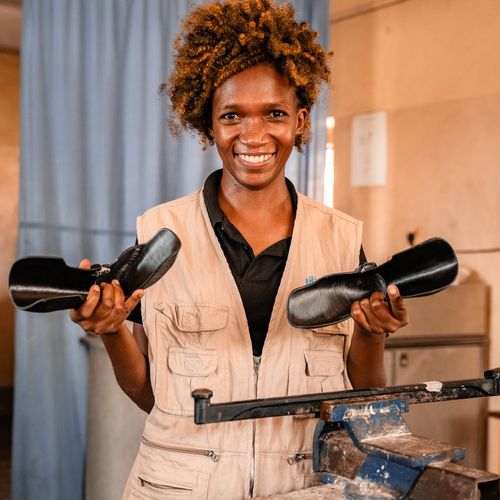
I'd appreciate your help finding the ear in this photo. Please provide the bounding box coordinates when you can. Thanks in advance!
[295,108,308,135]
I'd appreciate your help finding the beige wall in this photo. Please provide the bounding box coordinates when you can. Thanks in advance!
[0,50,19,388]
[329,0,500,407]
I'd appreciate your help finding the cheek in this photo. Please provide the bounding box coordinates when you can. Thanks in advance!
[213,135,235,161]
[212,126,235,147]
[278,128,299,147]
[213,141,226,160]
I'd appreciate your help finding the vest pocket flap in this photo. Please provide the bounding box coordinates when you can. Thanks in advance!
[304,350,343,376]
[158,303,229,332]
[168,347,217,377]
[311,320,351,336]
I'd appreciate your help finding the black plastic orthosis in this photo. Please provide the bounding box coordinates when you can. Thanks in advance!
[287,237,459,329]
[9,228,181,313]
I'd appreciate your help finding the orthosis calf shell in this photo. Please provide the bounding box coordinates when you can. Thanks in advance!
[9,228,181,313]
[287,237,459,329]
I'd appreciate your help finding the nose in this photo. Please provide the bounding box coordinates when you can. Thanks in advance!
[239,117,269,147]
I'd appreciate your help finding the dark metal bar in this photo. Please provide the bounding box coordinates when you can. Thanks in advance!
[192,368,500,424]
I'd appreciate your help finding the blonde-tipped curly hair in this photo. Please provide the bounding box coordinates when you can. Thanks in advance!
[162,0,331,151]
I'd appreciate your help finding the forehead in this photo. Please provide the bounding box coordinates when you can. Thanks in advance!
[212,63,298,109]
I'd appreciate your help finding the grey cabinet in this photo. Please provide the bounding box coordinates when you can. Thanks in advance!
[385,344,486,468]
[384,282,489,469]
[84,334,147,500]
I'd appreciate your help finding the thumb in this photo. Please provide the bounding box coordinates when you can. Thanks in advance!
[388,284,408,321]
[79,258,92,269]
[124,289,144,315]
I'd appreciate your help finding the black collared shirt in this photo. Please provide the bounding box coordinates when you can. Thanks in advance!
[132,169,366,357]
[204,169,296,356]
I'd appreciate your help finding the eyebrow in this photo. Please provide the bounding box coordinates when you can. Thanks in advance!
[219,102,293,110]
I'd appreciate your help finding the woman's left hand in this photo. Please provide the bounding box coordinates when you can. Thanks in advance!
[351,284,409,337]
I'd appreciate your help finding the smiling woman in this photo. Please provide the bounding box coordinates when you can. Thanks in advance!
[210,64,306,189]
[210,63,307,254]
[69,0,409,498]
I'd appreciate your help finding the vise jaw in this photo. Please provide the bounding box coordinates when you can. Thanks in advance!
[315,396,499,499]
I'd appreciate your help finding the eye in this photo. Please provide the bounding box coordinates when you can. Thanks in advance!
[269,110,287,119]
[220,112,239,121]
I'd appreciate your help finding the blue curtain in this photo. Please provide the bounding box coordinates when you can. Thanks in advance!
[12,1,329,499]
[284,0,330,201]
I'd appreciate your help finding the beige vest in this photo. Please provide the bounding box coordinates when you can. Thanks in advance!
[123,188,362,499]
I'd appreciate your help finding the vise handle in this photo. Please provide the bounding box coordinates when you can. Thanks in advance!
[192,367,500,424]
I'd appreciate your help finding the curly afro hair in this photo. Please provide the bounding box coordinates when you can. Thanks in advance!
[162,0,331,150]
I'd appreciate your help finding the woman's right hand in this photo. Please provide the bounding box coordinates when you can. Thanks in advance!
[70,259,144,335]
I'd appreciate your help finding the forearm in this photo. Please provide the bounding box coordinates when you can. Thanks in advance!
[100,324,154,413]
[347,325,387,389]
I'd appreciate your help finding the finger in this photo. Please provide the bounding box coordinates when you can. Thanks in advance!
[370,292,406,333]
[70,284,101,322]
[98,282,116,314]
[387,284,409,324]
[351,300,371,333]
[86,283,120,334]
[93,289,144,334]
[111,279,126,305]
[79,258,92,269]
[360,295,387,334]
[101,281,137,318]
[366,288,407,334]
[106,280,128,318]
[123,289,144,316]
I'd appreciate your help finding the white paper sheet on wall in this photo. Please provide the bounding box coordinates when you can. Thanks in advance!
[351,111,387,187]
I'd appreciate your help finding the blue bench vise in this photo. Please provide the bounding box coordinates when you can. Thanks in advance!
[313,395,497,498]
[193,368,500,499]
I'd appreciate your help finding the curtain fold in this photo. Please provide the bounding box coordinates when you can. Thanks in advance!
[13,1,329,499]
[284,0,330,200]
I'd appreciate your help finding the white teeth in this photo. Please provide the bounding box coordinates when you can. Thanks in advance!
[238,153,273,163]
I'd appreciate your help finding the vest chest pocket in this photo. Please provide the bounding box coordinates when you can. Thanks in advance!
[304,349,345,393]
[289,323,350,396]
[305,321,349,392]
[154,304,230,417]
[155,303,229,348]
[154,346,229,417]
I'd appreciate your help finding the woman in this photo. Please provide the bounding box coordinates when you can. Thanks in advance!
[71,1,408,497]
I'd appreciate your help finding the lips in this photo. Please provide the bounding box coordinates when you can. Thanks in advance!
[235,153,275,165]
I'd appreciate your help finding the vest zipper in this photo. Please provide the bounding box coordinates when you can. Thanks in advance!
[141,435,220,462]
[249,356,261,498]
[287,452,313,465]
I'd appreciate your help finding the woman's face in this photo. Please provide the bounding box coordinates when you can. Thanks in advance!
[210,63,307,191]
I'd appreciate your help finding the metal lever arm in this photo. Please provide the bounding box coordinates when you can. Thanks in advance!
[192,367,500,424]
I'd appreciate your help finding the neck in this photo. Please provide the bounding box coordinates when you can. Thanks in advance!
[218,172,292,222]
[217,170,295,254]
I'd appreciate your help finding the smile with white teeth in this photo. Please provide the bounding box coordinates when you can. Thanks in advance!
[237,153,274,163]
